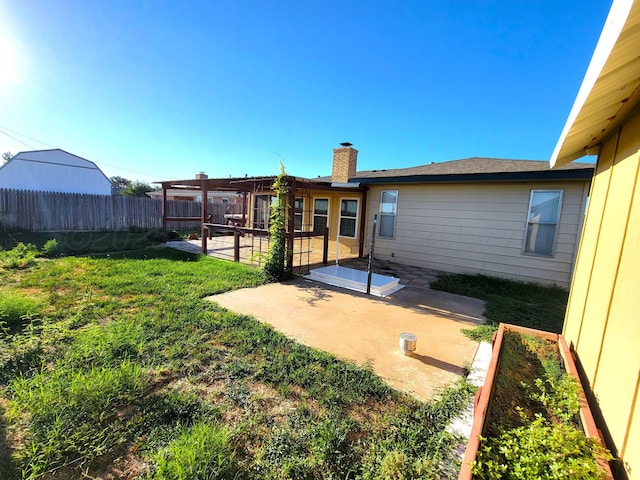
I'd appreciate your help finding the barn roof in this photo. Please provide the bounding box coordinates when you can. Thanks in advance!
[0,149,112,195]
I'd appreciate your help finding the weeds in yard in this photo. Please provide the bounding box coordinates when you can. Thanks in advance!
[0,247,475,479]
[473,414,612,480]
[0,243,39,269]
[150,421,236,480]
[431,273,569,341]
[0,290,43,333]
[8,361,146,478]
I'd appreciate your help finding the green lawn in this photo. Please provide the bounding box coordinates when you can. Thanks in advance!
[431,273,569,341]
[0,246,473,479]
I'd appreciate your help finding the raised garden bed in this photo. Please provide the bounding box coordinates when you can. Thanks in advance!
[459,324,613,479]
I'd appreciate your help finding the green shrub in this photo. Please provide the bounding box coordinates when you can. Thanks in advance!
[472,414,612,479]
[151,421,237,480]
[525,375,581,424]
[0,242,39,269]
[41,239,60,258]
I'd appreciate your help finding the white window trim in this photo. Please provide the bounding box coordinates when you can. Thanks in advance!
[338,197,360,239]
[294,197,304,232]
[378,189,398,239]
[312,197,330,233]
[522,189,564,257]
[252,193,275,230]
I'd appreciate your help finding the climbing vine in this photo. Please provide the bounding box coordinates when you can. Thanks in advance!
[263,162,291,281]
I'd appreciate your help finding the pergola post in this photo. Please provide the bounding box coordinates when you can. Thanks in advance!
[242,192,247,227]
[200,178,208,254]
[161,186,168,233]
[234,230,241,262]
[286,177,296,272]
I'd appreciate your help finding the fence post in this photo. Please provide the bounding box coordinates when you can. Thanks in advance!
[234,230,240,262]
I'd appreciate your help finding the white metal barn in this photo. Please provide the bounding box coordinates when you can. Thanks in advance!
[0,149,112,195]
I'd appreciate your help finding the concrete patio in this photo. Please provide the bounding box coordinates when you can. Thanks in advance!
[208,276,485,402]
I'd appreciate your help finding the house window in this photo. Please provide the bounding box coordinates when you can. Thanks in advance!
[313,198,329,233]
[253,194,274,230]
[523,190,563,256]
[379,190,398,239]
[294,197,304,231]
[339,198,359,238]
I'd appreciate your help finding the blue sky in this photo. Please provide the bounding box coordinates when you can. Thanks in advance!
[0,1,610,183]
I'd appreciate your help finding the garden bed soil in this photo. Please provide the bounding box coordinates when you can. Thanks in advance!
[458,323,613,480]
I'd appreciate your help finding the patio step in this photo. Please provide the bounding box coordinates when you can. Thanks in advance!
[306,265,404,297]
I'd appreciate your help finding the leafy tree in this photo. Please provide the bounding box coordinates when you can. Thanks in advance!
[109,176,131,188]
[2,151,12,164]
[120,180,156,197]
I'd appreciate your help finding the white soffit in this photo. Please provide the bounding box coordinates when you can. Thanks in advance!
[551,0,640,167]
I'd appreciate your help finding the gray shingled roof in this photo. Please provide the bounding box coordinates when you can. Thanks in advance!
[312,157,594,183]
[352,157,593,179]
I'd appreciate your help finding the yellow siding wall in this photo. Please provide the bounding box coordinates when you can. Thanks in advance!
[563,107,640,478]
[246,190,362,262]
[306,190,362,260]
[363,181,589,288]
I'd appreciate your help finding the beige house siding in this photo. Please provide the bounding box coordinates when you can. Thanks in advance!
[364,181,590,288]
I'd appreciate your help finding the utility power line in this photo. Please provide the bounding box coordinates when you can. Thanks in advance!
[0,125,162,180]
[0,128,37,150]
[0,125,56,149]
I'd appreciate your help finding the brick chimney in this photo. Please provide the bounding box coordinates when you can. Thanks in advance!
[195,172,208,179]
[331,143,358,183]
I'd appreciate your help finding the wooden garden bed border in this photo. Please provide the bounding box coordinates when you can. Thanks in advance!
[458,323,613,480]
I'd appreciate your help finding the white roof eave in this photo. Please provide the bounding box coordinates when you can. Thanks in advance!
[551,0,637,167]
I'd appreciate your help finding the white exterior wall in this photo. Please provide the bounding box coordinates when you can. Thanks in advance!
[0,150,112,195]
[364,181,590,288]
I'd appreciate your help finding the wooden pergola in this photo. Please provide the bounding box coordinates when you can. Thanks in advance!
[158,175,368,272]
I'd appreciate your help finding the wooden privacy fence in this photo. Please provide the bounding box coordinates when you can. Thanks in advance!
[0,188,241,232]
